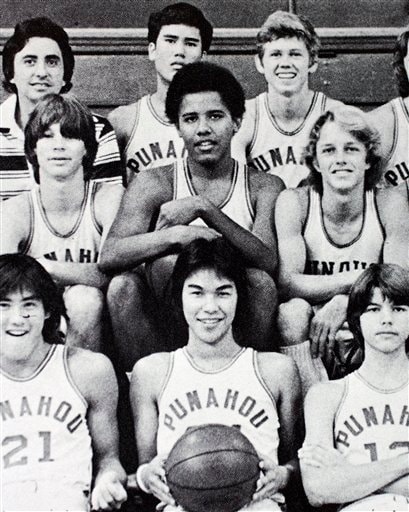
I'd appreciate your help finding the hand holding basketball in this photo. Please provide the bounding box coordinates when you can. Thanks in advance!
[138,455,176,506]
[91,470,127,511]
[252,456,289,503]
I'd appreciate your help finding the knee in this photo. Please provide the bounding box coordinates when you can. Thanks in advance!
[65,285,104,322]
[107,272,142,309]
[277,298,312,345]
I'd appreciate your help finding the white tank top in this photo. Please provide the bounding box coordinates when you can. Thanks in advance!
[1,345,92,508]
[303,188,384,275]
[173,158,254,230]
[381,97,409,189]
[24,182,102,263]
[335,369,409,466]
[125,95,187,175]
[157,347,280,462]
[246,92,336,188]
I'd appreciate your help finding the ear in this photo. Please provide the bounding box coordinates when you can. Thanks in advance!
[202,50,207,58]
[308,61,318,74]
[232,117,242,134]
[44,311,50,320]
[254,54,265,75]
[313,157,321,173]
[148,42,157,62]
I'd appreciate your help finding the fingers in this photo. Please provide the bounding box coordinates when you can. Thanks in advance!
[91,480,127,511]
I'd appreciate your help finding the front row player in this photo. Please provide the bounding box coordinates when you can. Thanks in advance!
[130,238,303,511]
[300,263,409,511]
[0,254,127,511]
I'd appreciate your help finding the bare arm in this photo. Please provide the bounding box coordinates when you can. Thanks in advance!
[300,382,409,507]
[276,189,361,302]
[108,104,136,156]
[69,349,127,510]
[378,188,409,268]
[0,195,31,254]
[230,99,256,163]
[367,102,395,163]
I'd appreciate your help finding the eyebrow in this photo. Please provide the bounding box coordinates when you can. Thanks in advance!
[186,284,234,290]
[21,53,61,60]
[162,33,200,43]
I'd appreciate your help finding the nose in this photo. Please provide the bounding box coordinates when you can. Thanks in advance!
[335,148,347,164]
[8,305,29,324]
[380,306,393,324]
[197,116,211,134]
[52,132,66,149]
[174,39,186,57]
[34,58,48,77]
[203,294,218,313]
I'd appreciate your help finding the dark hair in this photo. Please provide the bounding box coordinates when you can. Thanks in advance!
[170,238,249,336]
[256,10,319,65]
[0,253,65,344]
[304,105,383,193]
[393,29,409,98]
[25,93,97,183]
[166,62,245,125]
[3,17,74,94]
[347,264,409,352]
[148,2,213,53]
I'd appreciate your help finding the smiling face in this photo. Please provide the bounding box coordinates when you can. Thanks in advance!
[148,24,203,85]
[35,122,86,180]
[0,288,48,363]
[177,91,240,167]
[314,121,370,191]
[182,268,238,345]
[359,288,409,355]
[256,36,316,95]
[11,37,65,104]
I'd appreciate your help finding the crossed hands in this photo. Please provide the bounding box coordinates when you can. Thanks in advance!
[91,470,128,511]
[252,456,289,504]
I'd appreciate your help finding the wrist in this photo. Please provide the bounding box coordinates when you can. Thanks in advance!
[279,464,292,489]
[136,463,152,494]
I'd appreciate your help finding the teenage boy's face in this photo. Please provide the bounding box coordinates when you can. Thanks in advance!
[11,37,65,104]
[35,122,86,180]
[0,288,49,362]
[256,36,316,95]
[359,288,409,355]
[148,24,203,84]
[177,91,240,167]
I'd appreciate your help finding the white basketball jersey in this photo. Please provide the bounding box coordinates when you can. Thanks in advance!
[1,344,92,511]
[381,97,409,189]
[173,158,255,230]
[157,347,280,462]
[303,189,384,275]
[23,182,102,263]
[335,370,409,466]
[245,92,337,188]
[125,95,186,175]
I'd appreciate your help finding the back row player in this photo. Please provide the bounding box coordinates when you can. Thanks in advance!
[0,17,123,200]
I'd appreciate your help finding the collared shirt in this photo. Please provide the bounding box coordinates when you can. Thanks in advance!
[0,95,124,200]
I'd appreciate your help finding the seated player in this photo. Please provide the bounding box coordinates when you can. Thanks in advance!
[100,62,284,370]
[368,28,408,188]
[109,3,212,179]
[1,93,123,351]
[231,10,343,188]
[130,238,302,512]
[299,263,409,511]
[275,105,409,395]
[0,253,127,511]
[0,17,123,200]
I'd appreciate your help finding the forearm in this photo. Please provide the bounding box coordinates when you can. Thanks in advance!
[302,455,409,506]
[280,271,362,303]
[380,474,409,497]
[95,455,127,486]
[38,259,110,288]
[202,203,276,276]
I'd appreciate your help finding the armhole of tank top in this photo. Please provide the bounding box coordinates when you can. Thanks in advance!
[124,100,141,155]
[372,190,386,240]
[385,100,399,164]
[248,97,259,155]
[333,377,349,427]
[172,160,179,200]
[158,352,175,404]
[63,346,89,409]
[90,181,104,235]
[244,165,256,221]
[301,188,312,236]
[252,350,278,411]
[21,191,35,254]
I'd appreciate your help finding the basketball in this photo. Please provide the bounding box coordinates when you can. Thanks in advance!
[165,423,260,512]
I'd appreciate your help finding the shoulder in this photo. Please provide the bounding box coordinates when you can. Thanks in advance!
[257,351,298,386]
[323,96,344,110]
[367,101,395,152]
[1,192,31,228]
[128,164,174,198]
[108,102,139,138]
[305,379,344,414]
[276,186,309,218]
[248,167,285,194]
[66,347,117,404]
[376,186,407,218]
[131,352,171,399]
[93,182,124,223]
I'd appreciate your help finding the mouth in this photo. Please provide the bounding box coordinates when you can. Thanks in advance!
[332,169,353,174]
[31,82,51,89]
[198,318,223,325]
[171,62,185,70]
[376,331,398,336]
[6,330,28,337]
[195,140,217,150]
[276,72,297,79]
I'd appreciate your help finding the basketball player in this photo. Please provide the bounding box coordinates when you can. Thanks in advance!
[299,263,409,511]
[0,17,123,201]
[1,94,123,351]
[0,253,127,511]
[130,238,302,512]
[368,29,409,188]
[276,105,409,396]
[108,3,212,180]
[231,10,343,188]
[100,62,284,371]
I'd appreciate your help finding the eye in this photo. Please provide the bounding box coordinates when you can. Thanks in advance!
[365,306,380,313]
[0,302,10,309]
[42,130,54,138]
[186,42,199,48]
[183,115,197,124]
[164,38,176,44]
[393,305,407,312]
[322,147,334,154]
[345,146,359,152]
[23,58,35,66]
[24,301,38,309]
[47,57,60,67]
[209,113,223,120]
[217,291,231,297]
